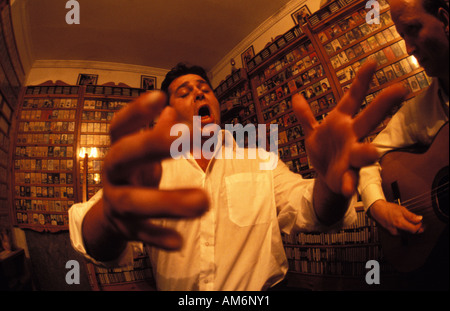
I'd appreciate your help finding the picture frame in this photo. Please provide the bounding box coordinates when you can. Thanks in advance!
[241,46,255,69]
[291,5,311,25]
[77,74,98,85]
[141,75,157,90]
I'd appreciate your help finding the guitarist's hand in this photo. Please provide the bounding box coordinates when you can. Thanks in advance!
[369,199,424,235]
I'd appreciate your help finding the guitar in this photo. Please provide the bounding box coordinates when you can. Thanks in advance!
[379,122,449,273]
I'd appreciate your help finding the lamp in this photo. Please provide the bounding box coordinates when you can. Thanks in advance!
[79,147,98,202]
[409,56,419,69]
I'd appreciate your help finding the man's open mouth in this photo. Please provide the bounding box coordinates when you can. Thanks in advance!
[198,105,214,124]
[198,105,210,118]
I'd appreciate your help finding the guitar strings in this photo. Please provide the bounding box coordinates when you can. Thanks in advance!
[397,182,448,208]
[398,181,449,212]
[402,182,448,211]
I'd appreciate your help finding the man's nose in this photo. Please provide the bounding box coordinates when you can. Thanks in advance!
[194,89,205,101]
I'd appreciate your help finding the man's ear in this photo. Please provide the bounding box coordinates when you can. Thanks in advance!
[438,7,449,37]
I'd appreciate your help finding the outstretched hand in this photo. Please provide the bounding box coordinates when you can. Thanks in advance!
[293,60,409,198]
[104,92,209,248]
[82,91,209,261]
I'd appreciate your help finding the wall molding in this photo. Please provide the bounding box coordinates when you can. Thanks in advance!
[31,59,169,76]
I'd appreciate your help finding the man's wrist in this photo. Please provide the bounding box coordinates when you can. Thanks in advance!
[313,175,349,226]
[367,199,385,219]
[82,199,128,262]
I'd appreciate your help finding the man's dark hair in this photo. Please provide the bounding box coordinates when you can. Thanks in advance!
[422,0,449,17]
[161,63,212,95]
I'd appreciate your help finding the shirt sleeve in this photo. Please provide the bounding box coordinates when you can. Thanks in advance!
[68,189,135,267]
[358,113,416,210]
[273,160,356,234]
[358,162,386,211]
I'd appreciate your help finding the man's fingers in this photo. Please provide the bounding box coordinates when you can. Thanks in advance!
[402,208,423,225]
[337,60,378,116]
[398,220,424,235]
[390,206,423,235]
[292,93,318,137]
[128,162,162,187]
[341,169,358,198]
[110,91,167,143]
[111,216,184,251]
[354,83,409,139]
[349,143,379,168]
[105,107,181,184]
[134,222,184,251]
[103,186,209,219]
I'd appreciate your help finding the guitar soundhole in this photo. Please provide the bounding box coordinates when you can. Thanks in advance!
[432,166,449,223]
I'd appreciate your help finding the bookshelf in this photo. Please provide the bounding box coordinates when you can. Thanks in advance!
[247,25,340,179]
[11,80,157,290]
[85,245,156,291]
[214,68,258,128]
[309,0,432,140]
[282,206,398,290]
[0,93,13,235]
[1,0,25,249]
[11,81,146,232]
[13,82,81,232]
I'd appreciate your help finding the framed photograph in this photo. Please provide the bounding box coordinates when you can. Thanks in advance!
[77,74,98,85]
[141,75,157,90]
[241,46,255,68]
[291,5,311,25]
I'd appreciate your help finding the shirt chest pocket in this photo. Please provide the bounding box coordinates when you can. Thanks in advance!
[225,173,273,227]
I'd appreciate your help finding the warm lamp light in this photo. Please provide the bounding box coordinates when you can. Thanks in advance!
[410,56,419,68]
[93,173,100,184]
[89,147,98,158]
[78,147,87,158]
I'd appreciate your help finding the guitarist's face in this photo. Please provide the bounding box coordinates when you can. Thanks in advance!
[389,0,449,80]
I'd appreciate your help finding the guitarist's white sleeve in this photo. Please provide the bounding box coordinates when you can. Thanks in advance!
[359,162,386,212]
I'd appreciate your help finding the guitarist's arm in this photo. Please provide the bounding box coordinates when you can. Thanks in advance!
[359,162,424,236]
[358,100,425,236]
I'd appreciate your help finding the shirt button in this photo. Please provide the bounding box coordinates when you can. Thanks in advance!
[204,279,208,284]
[205,242,209,246]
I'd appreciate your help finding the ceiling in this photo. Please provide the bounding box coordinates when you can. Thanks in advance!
[15,0,295,73]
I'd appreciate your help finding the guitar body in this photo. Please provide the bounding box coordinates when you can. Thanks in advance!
[379,123,449,273]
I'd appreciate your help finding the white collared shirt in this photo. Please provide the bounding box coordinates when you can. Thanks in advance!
[358,78,449,211]
[69,130,356,290]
